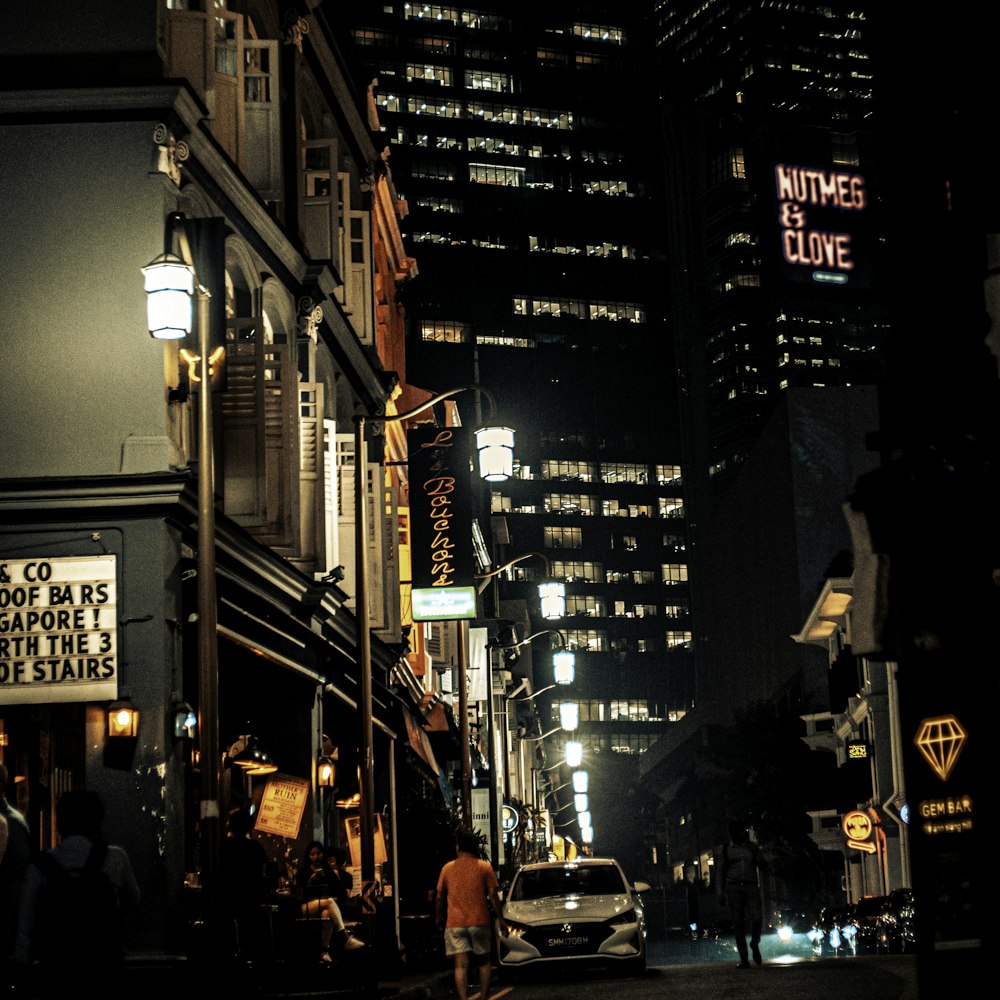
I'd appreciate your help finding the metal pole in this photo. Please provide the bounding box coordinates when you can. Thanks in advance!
[196,283,221,888]
[389,741,400,956]
[485,649,499,869]
[354,415,377,959]
[458,623,471,823]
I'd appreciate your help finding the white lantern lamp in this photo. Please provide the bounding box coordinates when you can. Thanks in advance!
[475,425,515,481]
[537,579,566,620]
[559,701,579,732]
[141,252,194,340]
[553,650,575,685]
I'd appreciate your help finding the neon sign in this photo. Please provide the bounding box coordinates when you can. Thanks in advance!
[772,163,871,288]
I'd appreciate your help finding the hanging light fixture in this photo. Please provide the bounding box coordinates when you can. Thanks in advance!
[229,735,278,775]
[572,770,589,794]
[565,740,584,768]
[475,425,516,481]
[552,650,575,685]
[574,792,589,813]
[577,810,592,830]
[537,579,566,620]
[558,701,579,732]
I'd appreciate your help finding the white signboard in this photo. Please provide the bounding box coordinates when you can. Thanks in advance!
[0,555,118,704]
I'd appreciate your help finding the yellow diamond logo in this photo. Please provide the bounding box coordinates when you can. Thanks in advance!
[914,715,967,781]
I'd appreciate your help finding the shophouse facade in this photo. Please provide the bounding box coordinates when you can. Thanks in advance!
[0,0,452,963]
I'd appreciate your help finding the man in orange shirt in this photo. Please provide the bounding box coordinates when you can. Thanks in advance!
[435,830,507,1000]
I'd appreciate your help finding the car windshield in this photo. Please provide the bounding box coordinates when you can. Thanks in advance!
[509,865,627,902]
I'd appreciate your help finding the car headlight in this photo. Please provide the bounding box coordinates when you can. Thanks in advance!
[610,909,638,928]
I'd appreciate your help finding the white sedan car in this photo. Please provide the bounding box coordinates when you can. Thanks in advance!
[497,858,650,974]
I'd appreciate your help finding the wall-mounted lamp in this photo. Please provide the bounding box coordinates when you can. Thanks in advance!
[574,792,589,813]
[572,770,589,794]
[318,755,337,788]
[580,825,594,845]
[577,810,592,830]
[564,740,584,768]
[108,702,140,738]
[173,702,197,740]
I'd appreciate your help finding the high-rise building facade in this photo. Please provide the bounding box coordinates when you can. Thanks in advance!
[340,2,694,859]
[639,0,896,903]
[654,0,888,500]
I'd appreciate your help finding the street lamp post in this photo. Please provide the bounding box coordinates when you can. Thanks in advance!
[142,212,222,889]
[354,385,513,957]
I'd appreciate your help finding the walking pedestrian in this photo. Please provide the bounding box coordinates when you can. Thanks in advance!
[435,829,507,1000]
[718,818,768,968]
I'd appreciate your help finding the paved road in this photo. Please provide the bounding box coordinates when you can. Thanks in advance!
[391,955,918,1000]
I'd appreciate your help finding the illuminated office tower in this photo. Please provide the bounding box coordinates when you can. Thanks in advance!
[341,2,694,859]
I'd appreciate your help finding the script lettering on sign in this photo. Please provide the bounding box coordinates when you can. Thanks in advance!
[0,555,118,704]
[409,424,476,619]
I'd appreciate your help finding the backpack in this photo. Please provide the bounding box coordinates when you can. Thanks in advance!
[30,842,123,967]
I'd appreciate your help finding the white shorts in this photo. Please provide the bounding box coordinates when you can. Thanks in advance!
[443,925,492,957]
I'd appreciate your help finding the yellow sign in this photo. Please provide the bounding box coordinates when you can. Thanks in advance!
[255,776,310,839]
[918,794,974,836]
[842,810,872,841]
[914,715,967,781]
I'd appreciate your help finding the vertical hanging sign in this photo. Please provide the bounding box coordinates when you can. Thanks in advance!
[409,425,477,621]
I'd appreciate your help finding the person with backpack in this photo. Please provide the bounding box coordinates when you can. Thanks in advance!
[13,788,140,988]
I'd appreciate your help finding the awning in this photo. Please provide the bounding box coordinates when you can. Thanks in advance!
[402,706,440,776]
[422,701,462,763]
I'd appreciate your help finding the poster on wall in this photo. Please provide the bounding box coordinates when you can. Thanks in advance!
[0,555,118,704]
[255,775,311,839]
